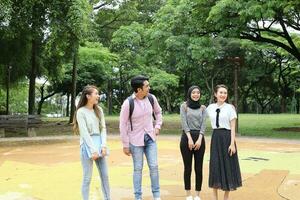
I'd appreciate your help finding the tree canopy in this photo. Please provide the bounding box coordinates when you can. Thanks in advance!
[0,0,299,116]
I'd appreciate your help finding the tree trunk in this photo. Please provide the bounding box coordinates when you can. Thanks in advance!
[233,64,239,111]
[184,71,189,100]
[37,79,57,115]
[240,85,253,113]
[297,93,300,114]
[37,100,44,115]
[107,79,113,115]
[261,105,265,114]
[242,98,248,113]
[210,78,215,104]
[6,65,11,115]
[37,94,56,115]
[280,96,287,113]
[119,67,124,103]
[69,42,78,124]
[66,93,70,117]
[28,39,37,114]
[165,94,171,113]
[37,91,44,115]
[37,83,45,115]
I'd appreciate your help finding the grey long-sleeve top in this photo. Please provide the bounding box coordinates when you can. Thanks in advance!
[180,103,206,134]
[76,106,107,154]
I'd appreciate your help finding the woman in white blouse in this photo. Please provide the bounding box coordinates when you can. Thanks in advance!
[73,85,110,200]
[206,84,242,200]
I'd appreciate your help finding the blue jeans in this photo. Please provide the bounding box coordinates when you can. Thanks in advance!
[130,134,160,200]
[80,145,110,200]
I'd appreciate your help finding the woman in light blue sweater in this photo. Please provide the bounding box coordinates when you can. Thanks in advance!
[73,85,110,200]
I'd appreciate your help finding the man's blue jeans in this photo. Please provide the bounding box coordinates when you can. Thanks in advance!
[80,145,110,200]
[130,134,160,200]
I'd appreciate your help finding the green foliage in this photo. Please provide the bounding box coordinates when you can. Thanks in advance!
[0,81,28,114]
[1,0,300,116]
[93,0,165,46]
[78,42,118,86]
[150,69,179,92]
[111,22,147,90]
[52,41,119,96]
[0,0,12,28]
[200,0,300,61]
[66,0,91,40]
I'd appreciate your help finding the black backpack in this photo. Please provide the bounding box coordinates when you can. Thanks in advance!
[127,94,156,131]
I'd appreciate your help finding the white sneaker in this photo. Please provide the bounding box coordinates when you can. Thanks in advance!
[154,198,161,200]
[186,196,193,200]
[194,196,201,200]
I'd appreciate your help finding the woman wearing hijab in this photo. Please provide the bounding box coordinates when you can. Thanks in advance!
[180,86,206,200]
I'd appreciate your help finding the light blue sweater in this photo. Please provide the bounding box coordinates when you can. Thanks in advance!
[76,106,107,154]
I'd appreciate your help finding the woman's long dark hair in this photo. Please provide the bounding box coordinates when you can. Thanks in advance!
[73,85,101,134]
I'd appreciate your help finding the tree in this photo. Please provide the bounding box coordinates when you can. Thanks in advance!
[0,0,12,30]
[46,42,118,116]
[0,81,28,114]
[1,1,45,114]
[197,0,300,62]
[150,70,179,113]
[93,0,165,46]
[273,52,295,112]
[111,22,147,102]
[76,42,118,114]
[1,0,91,115]
[148,0,203,97]
[251,76,278,114]
[65,0,92,123]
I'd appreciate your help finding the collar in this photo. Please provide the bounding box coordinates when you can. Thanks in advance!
[132,93,147,100]
[131,93,137,99]
[216,102,226,108]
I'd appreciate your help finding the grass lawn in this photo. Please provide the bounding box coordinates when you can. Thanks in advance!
[104,114,300,139]
[108,114,300,139]
[5,114,300,139]
[238,114,300,139]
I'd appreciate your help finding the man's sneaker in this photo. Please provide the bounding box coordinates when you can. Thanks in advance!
[194,196,201,200]
[186,196,193,200]
[154,198,161,200]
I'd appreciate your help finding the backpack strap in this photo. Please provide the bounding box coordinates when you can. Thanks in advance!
[127,96,135,131]
[147,94,156,120]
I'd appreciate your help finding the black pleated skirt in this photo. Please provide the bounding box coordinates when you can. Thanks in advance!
[209,129,242,191]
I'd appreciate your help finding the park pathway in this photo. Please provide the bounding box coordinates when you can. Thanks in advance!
[0,135,299,200]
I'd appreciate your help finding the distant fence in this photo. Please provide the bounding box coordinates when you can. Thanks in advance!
[0,115,42,137]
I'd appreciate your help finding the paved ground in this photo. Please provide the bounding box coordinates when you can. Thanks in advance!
[0,135,300,200]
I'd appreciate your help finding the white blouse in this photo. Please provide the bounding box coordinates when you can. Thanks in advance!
[206,103,237,130]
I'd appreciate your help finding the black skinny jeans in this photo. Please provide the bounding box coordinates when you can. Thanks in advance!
[180,130,205,191]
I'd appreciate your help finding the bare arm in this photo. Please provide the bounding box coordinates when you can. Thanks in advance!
[228,118,237,156]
